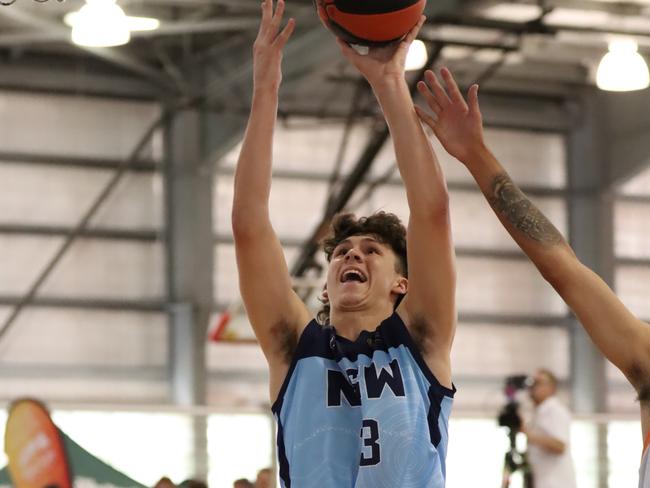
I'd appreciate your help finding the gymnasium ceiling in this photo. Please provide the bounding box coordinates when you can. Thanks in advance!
[0,0,649,110]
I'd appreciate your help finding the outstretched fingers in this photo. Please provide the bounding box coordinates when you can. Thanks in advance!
[258,0,291,44]
[258,0,273,39]
[440,67,467,109]
[467,83,480,116]
[424,70,451,108]
[417,80,442,115]
[273,17,295,49]
[268,0,286,38]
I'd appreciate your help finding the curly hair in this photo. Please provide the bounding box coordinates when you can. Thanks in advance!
[317,211,408,325]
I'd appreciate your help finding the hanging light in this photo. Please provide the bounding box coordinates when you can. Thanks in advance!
[64,0,160,48]
[66,0,129,47]
[406,40,428,71]
[596,39,649,92]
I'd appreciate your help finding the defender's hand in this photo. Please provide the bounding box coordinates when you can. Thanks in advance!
[336,16,425,87]
[415,67,485,163]
[252,0,295,92]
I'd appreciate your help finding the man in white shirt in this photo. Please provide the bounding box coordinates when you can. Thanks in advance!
[520,369,577,488]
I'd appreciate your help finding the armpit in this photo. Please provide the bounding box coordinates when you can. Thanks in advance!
[627,363,650,403]
[270,319,298,363]
[638,383,650,403]
[409,315,433,355]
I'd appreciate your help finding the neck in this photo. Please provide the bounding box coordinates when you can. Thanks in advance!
[329,303,394,340]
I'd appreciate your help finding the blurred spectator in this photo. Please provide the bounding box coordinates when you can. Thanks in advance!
[179,479,207,488]
[233,479,254,488]
[521,369,576,488]
[255,468,272,488]
[153,478,176,488]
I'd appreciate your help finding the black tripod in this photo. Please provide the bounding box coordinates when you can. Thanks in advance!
[501,429,533,488]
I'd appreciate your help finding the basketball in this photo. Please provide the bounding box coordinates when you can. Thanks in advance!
[315,0,426,46]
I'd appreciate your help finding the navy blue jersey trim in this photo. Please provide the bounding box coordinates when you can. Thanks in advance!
[427,385,444,447]
[275,413,291,487]
[271,313,455,414]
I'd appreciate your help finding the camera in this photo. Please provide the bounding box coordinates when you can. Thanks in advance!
[497,375,532,487]
[497,374,529,432]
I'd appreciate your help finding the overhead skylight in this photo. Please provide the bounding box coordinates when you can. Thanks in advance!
[480,3,543,22]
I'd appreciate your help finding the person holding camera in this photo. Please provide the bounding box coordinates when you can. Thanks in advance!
[518,369,576,488]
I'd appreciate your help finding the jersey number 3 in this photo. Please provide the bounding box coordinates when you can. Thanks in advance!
[360,419,380,466]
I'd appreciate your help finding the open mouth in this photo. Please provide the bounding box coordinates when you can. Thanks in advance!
[340,269,367,283]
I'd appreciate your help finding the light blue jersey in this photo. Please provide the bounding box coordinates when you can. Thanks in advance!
[640,433,650,488]
[272,312,455,488]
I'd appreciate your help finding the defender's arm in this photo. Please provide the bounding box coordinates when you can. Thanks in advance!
[416,68,650,390]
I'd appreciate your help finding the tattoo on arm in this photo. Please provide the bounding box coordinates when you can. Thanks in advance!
[488,173,563,245]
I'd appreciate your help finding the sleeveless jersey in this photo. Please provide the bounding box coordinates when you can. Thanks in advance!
[271,312,455,488]
[640,432,650,488]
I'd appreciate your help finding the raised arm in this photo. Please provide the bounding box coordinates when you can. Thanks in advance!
[232,0,310,387]
[337,20,456,388]
[415,68,650,393]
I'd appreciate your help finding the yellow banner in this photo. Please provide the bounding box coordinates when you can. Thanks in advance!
[4,399,72,488]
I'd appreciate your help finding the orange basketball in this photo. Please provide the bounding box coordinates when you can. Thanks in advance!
[315,0,426,46]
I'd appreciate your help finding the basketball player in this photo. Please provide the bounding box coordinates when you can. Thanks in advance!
[415,67,650,487]
[232,2,456,487]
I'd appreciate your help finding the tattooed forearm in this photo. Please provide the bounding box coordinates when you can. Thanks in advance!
[488,173,563,245]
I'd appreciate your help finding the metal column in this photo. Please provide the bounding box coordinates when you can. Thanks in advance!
[165,109,214,478]
[567,91,612,488]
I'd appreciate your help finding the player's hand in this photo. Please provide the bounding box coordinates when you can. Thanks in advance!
[252,0,295,93]
[415,67,485,163]
[336,16,425,87]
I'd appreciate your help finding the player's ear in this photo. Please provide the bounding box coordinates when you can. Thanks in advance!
[393,276,408,295]
[319,284,329,304]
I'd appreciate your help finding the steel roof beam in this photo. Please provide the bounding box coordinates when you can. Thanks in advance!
[0,4,177,92]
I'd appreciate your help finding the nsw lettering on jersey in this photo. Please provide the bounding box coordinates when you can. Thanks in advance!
[327,359,406,407]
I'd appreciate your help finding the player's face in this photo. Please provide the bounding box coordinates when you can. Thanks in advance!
[325,235,406,312]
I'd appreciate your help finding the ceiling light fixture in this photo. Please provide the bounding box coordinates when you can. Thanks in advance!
[406,40,428,71]
[596,39,649,92]
[64,0,160,48]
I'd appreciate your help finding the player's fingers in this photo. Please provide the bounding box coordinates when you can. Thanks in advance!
[424,69,451,107]
[440,67,468,109]
[467,84,481,115]
[417,81,442,114]
[269,0,286,35]
[405,15,425,45]
[274,18,296,49]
